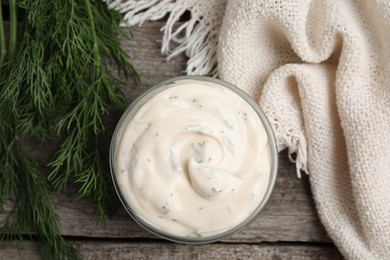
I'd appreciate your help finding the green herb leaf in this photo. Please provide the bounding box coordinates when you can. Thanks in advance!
[0,0,139,258]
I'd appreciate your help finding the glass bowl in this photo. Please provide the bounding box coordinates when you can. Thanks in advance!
[110,76,278,244]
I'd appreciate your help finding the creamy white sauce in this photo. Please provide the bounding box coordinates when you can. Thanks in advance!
[113,80,271,238]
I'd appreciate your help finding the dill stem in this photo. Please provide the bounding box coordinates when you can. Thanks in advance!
[84,0,100,64]
[9,0,17,58]
[0,2,6,64]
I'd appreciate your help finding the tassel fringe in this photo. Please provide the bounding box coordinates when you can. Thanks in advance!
[273,119,308,178]
[104,0,226,76]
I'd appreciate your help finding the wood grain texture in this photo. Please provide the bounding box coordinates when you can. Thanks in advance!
[0,20,342,258]
[61,22,330,243]
[0,22,330,243]
[42,152,328,244]
[0,241,342,260]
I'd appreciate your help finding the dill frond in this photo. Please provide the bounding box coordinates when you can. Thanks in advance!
[0,105,79,259]
[46,0,138,221]
[0,0,139,258]
[0,4,6,64]
[0,142,79,260]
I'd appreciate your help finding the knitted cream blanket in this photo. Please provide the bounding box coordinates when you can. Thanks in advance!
[105,0,390,259]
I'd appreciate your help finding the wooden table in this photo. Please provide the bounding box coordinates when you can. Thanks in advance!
[1,22,343,259]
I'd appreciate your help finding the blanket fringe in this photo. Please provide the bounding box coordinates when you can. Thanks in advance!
[273,119,308,178]
[104,0,224,76]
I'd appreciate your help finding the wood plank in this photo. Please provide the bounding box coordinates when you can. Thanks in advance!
[62,22,331,242]
[0,22,330,243]
[118,24,188,101]
[0,21,329,243]
[45,151,329,243]
[0,240,343,259]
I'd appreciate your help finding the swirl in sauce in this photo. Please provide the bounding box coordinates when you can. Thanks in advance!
[113,80,271,237]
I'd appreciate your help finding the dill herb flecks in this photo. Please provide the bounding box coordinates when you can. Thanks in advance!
[0,0,139,258]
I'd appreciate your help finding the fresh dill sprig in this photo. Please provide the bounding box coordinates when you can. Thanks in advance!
[45,0,138,221]
[0,97,78,259]
[0,3,6,64]
[1,32,54,140]
[0,134,79,260]
[0,0,139,258]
